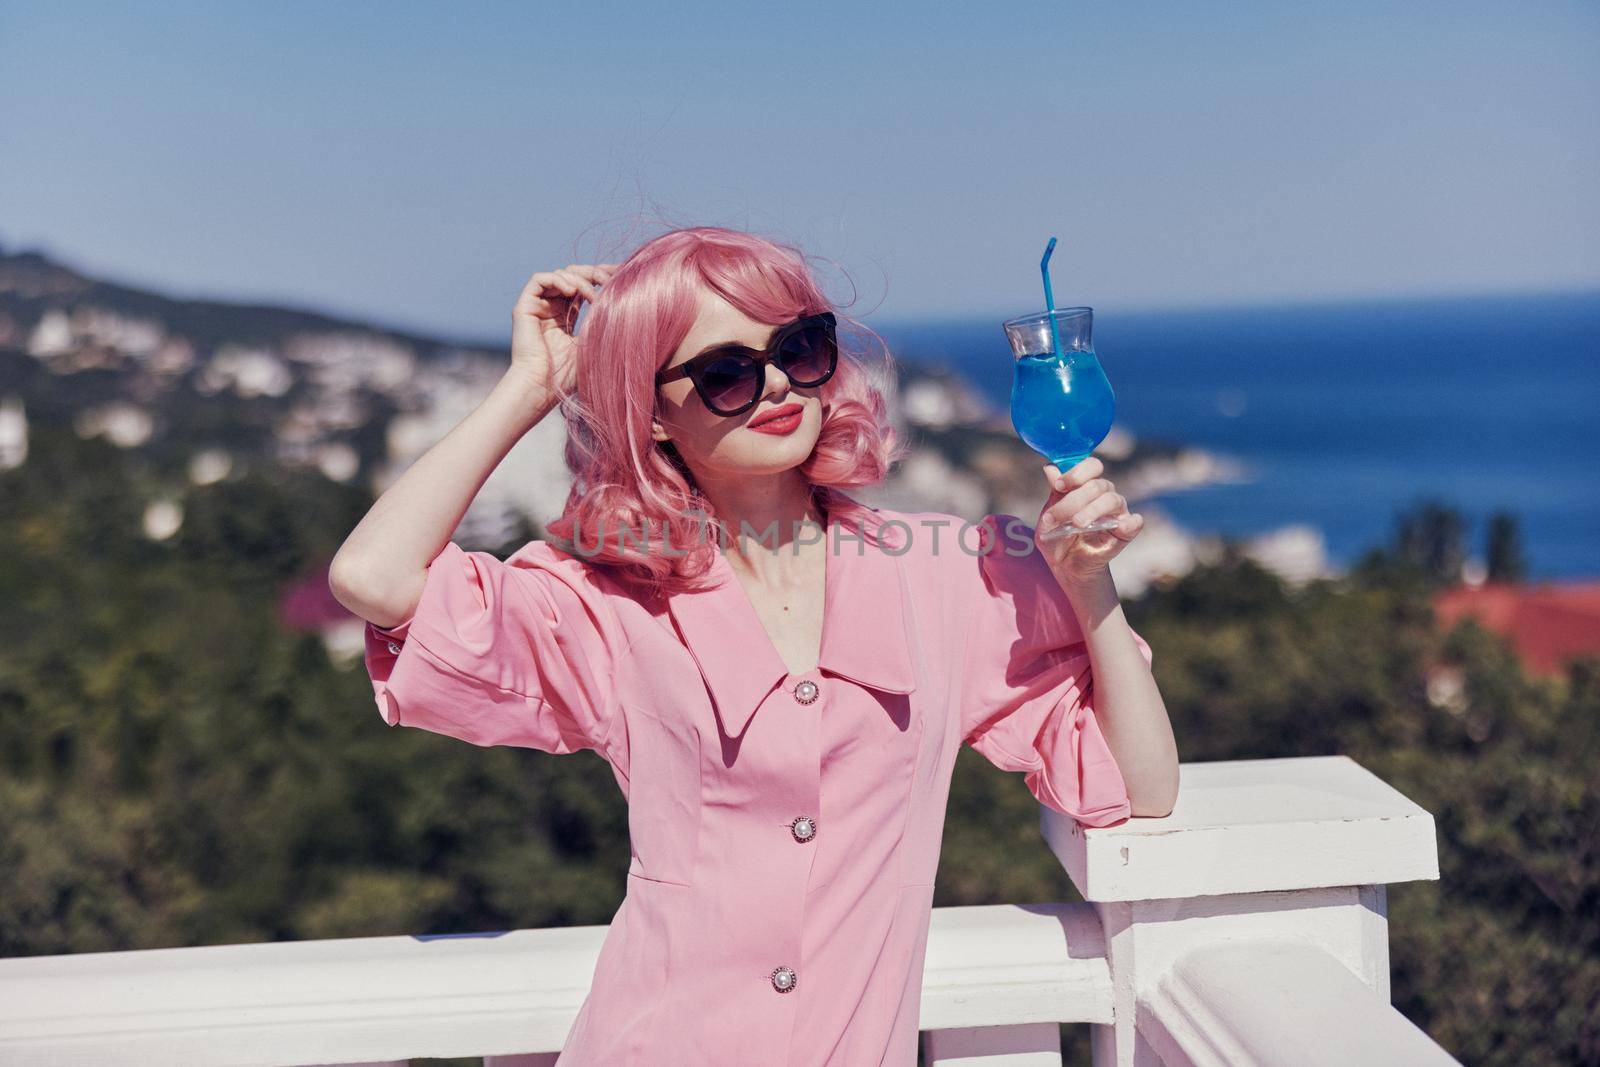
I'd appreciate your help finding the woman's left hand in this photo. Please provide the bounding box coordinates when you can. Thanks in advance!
[1035,456,1144,587]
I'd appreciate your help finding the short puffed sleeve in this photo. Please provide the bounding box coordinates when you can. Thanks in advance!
[361,539,624,761]
[957,515,1153,827]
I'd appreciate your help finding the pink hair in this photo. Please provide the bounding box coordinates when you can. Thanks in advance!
[544,226,900,595]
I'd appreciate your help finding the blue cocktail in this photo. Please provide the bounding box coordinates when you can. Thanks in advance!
[1002,306,1122,536]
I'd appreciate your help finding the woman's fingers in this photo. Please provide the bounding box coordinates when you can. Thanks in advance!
[1043,456,1103,495]
[1038,456,1141,540]
[1073,488,1126,529]
[1042,488,1106,532]
[552,269,600,303]
[516,267,606,320]
[518,272,572,311]
[557,263,617,294]
[571,262,617,284]
[1035,455,1144,564]
[515,271,558,308]
[1044,475,1115,525]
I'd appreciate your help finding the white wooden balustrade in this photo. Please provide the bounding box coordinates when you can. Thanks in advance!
[0,755,1460,1066]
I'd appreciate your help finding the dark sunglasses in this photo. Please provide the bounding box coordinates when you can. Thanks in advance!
[656,311,839,417]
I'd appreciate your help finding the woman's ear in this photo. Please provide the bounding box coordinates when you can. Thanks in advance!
[650,419,671,443]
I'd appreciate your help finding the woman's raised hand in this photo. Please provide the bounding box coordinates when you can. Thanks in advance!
[510,262,619,399]
[1035,456,1144,588]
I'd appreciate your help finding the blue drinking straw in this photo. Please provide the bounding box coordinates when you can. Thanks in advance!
[1040,236,1065,359]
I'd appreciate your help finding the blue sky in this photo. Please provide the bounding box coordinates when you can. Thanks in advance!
[1,1,1595,341]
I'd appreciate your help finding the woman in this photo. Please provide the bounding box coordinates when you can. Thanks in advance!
[329,226,1178,1065]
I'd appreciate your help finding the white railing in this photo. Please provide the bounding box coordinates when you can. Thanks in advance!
[0,755,1459,1066]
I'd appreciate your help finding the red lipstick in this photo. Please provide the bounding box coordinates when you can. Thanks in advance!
[747,402,805,436]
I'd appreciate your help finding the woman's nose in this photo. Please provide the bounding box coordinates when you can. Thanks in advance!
[759,361,792,401]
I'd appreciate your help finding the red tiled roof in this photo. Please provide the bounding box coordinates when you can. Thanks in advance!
[1433,580,1600,676]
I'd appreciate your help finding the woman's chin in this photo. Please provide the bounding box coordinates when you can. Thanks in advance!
[703,427,821,479]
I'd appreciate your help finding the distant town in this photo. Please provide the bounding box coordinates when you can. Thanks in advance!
[0,243,1348,611]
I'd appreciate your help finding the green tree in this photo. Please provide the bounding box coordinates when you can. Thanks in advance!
[1485,510,1527,582]
[3,430,1595,1065]
[1393,497,1468,585]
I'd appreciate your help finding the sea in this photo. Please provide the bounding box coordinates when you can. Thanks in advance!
[874,290,1599,582]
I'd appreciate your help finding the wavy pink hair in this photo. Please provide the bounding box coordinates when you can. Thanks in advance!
[543,226,900,595]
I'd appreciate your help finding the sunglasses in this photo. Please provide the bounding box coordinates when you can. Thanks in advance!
[656,311,839,417]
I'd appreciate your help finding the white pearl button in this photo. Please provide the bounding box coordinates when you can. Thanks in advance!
[793,680,819,705]
[386,640,402,655]
[770,965,797,993]
[790,815,816,843]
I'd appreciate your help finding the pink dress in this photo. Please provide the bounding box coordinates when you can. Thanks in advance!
[363,504,1151,1066]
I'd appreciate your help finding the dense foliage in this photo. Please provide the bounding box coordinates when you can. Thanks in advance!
[2,428,1594,1065]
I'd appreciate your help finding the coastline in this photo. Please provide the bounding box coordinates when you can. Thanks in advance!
[862,363,1331,598]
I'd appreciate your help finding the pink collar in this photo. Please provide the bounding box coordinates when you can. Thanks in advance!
[664,506,919,738]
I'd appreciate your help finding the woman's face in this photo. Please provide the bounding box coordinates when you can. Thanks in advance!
[653,289,825,485]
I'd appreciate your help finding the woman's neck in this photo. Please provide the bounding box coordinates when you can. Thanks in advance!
[696,469,825,582]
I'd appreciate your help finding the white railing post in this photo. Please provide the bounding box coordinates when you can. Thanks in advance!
[1040,755,1455,1067]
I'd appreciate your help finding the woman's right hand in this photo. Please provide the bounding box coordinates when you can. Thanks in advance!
[510,262,619,399]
